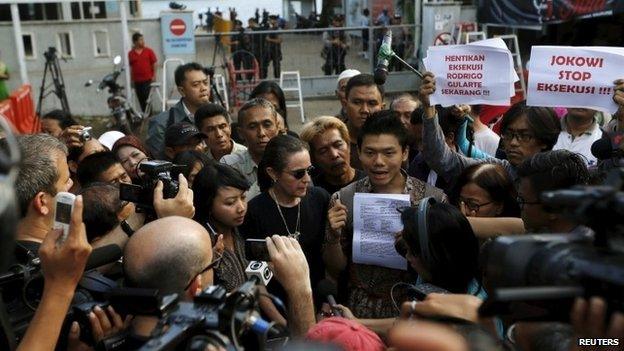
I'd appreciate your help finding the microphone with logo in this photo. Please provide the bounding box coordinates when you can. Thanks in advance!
[373,29,423,86]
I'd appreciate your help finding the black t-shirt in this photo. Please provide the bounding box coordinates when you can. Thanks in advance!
[312,169,366,196]
[240,187,329,301]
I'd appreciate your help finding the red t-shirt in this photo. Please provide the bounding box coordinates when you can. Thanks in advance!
[128,47,157,83]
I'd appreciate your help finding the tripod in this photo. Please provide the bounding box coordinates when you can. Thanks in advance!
[211,34,229,69]
[142,82,164,118]
[37,47,71,117]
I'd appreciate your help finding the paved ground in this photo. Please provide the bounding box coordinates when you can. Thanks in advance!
[80,96,342,136]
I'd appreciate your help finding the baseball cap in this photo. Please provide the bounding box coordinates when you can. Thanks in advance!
[306,317,386,351]
[165,122,207,147]
[337,69,361,86]
[98,131,125,150]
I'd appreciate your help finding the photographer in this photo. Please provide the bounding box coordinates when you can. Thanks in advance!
[16,196,92,351]
[111,135,150,183]
[40,110,77,138]
[122,217,215,343]
[77,152,132,187]
[122,218,314,344]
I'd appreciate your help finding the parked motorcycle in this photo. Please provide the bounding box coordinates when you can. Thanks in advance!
[85,55,142,135]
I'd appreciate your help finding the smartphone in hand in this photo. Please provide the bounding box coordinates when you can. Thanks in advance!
[54,192,76,245]
[245,238,271,262]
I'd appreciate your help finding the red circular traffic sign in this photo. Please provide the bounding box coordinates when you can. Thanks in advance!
[170,19,186,36]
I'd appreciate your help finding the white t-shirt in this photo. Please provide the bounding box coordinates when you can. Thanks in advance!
[473,127,501,157]
[553,123,603,167]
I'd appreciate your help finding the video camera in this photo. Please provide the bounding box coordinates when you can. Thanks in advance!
[87,277,287,351]
[479,167,624,322]
[43,47,58,62]
[0,243,122,348]
[120,160,181,212]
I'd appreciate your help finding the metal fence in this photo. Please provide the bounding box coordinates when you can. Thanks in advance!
[194,24,421,80]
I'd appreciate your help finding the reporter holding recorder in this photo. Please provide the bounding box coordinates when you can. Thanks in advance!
[192,161,285,324]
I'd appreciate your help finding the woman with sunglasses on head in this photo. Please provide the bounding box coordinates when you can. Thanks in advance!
[450,163,520,218]
[241,134,330,301]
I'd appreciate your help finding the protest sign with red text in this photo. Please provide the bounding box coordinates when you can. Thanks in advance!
[527,46,624,113]
[424,40,516,107]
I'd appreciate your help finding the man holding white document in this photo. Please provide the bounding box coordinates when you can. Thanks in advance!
[322,110,446,319]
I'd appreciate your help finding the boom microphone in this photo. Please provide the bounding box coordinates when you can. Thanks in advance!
[373,30,393,85]
[85,244,122,271]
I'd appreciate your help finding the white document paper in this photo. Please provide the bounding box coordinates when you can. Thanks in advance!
[527,46,624,114]
[467,38,519,97]
[467,37,520,83]
[425,45,514,107]
[352,193,409,270]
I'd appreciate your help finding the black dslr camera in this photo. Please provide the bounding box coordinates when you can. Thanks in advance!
[479,168,624,322]
[120,160,181,212]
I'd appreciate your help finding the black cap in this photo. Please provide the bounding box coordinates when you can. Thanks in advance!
[165,122,207,147]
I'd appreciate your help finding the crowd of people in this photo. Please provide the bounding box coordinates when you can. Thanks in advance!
[1,55,624,351]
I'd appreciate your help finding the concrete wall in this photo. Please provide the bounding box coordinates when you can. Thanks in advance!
[2,18,419,116]
[0,18,163,116]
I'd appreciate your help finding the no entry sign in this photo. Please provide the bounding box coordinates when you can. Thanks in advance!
[170,19,186,36]
[161,11,195,55]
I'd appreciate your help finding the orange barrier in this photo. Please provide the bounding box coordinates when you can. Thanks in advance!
[5,84,39,134]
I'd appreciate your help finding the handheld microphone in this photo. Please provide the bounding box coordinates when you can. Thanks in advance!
[245,261,273,286]
[316,279,342,317]
[373,30,393,85]
[85,244,123,271]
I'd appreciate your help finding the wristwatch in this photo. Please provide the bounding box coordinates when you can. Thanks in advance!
[120,220,135,236]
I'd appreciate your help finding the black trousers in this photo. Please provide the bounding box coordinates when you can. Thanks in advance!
[261,54,281,79]
[323,46,346,75]
[134,80,152,112]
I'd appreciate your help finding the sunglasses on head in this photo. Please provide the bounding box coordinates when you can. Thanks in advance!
[286,165,315,179]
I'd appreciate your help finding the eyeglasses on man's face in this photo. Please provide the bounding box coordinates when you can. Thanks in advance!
[184,252,222,291]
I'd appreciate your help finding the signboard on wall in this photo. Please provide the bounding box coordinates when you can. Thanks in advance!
[478,0,624,25]
[161,11,195,55]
